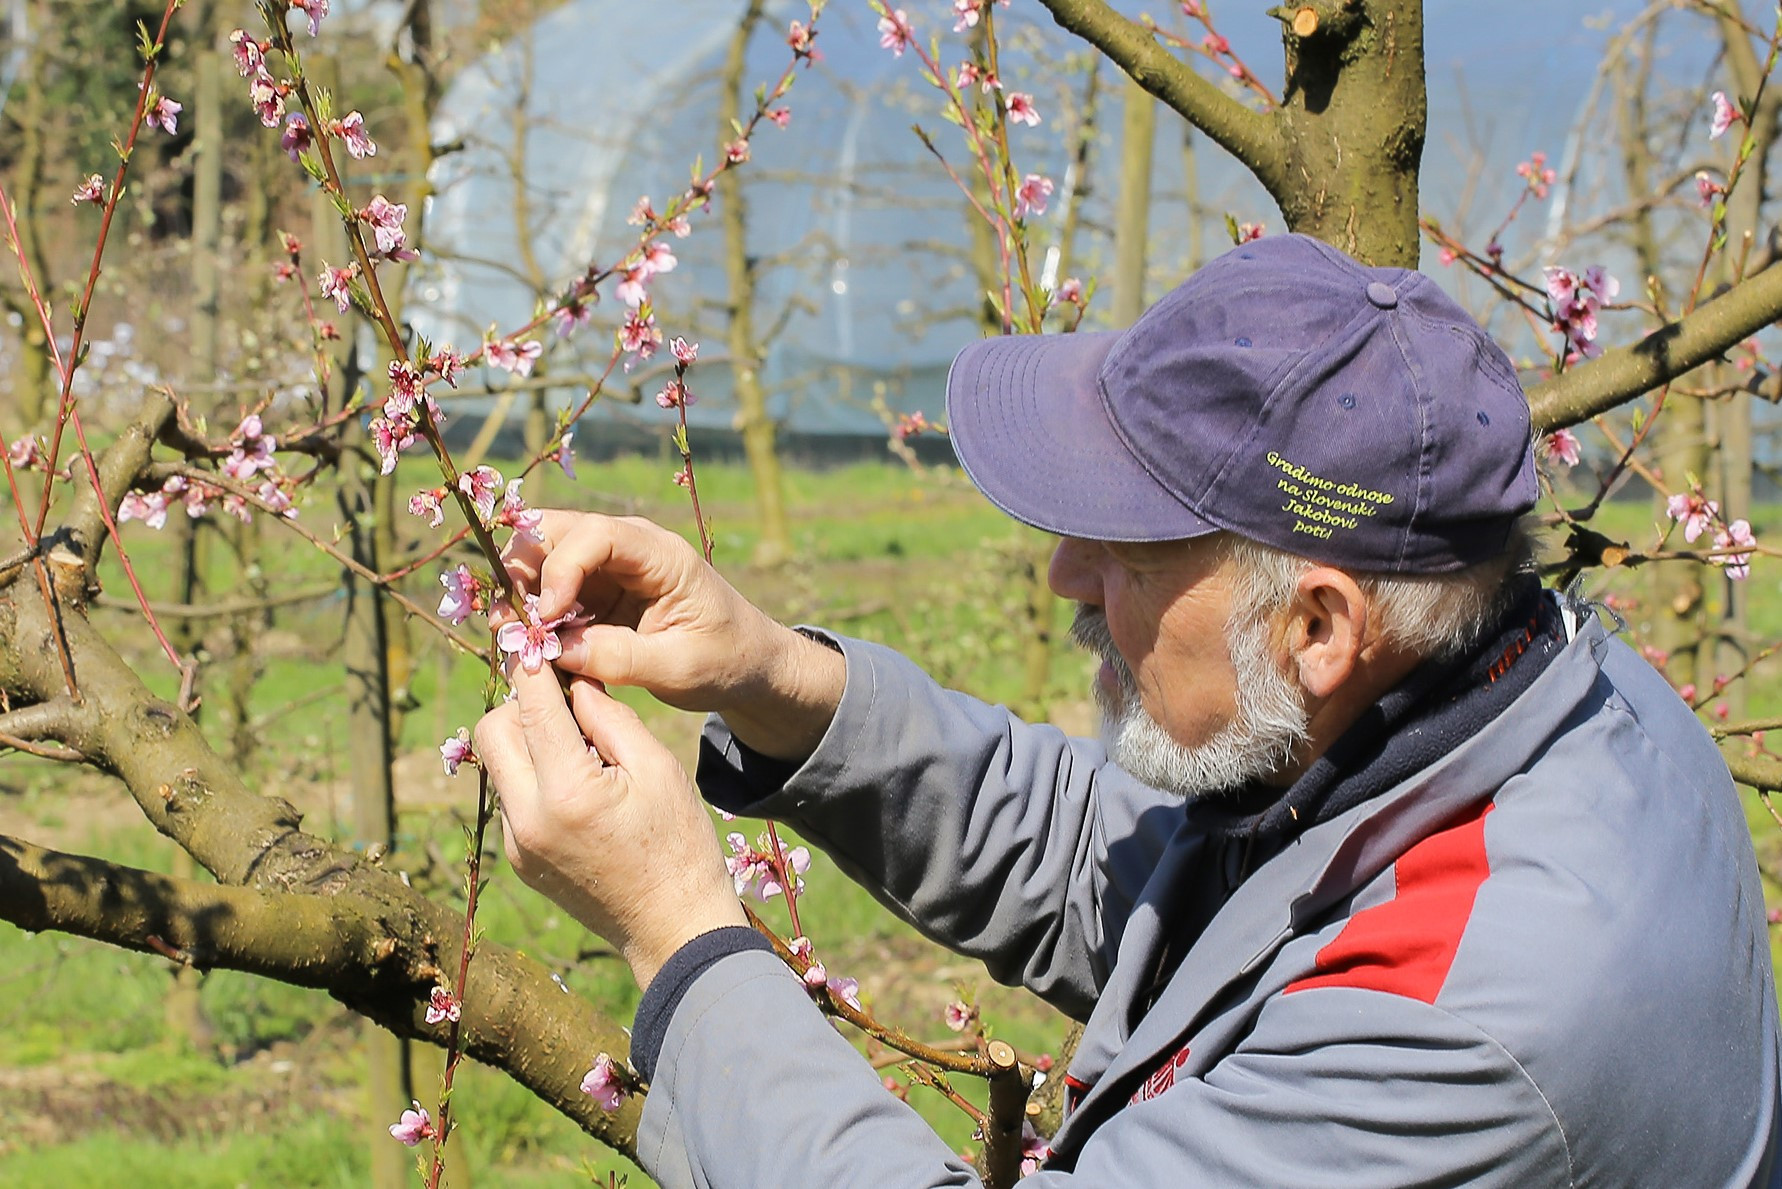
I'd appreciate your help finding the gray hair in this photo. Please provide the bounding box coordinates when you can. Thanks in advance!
[1220,521,1538,663]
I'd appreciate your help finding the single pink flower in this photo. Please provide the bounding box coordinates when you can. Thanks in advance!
[554,430,577,480]
[498,478,544,541]
[71,174,105,205]
[581,1053,627,1112]
[894,411,930,441]
[724,138,750,164]
[788,19,819,62]
[440,728,474,776]
[229,30,265,77]
[953,0,982,32]
[318,263,357,313]
[620,310,662,363]
[1019,1122,1049,1177]
[257,479,295,518]
[290,0,330,38]
[944,1001,973,1032]
[1202,32,1230,54]
[656,379,690,409]
[1695,170,1725,208]
[767,108,791,128]
[334,110,376,159]
[388,1101,434,1146]
[1014,173,1053,219]
[370,414,416,475]
[1541,428,1581,468]
[251,71,285,127]
[8,435,43,468]
[429,350,465,387]
[458,465,504,521]
[408,486,447,528]
[1710,90,1739,140]
[386,360,425,418]
[671,337,699,365]
[496,592,581,673]
[437,565,483,625]
[1056,277,1083,304]
[878,8,913,56]
[280,112,310,160]
[425,984,461,1025]
[1236,221,1265,243]
[1666,491,1719,543]
[831,976,861,1012]
[360,195,409,257]
[146,94,182,135]
[1006,92,1041,127]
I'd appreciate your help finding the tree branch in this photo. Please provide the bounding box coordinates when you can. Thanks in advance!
[0,831,642,1151]
[1030,0,1285,193]
[0,571,642,1154]
[1527,260,1782,432]
[1725,746,1782,792]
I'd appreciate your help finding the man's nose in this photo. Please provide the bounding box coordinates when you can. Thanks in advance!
[1048,537,1102,605]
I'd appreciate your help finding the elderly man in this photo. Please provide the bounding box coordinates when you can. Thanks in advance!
[479,235,1781,1186]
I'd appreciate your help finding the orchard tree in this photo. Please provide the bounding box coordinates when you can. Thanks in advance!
[2,2,1780,1186]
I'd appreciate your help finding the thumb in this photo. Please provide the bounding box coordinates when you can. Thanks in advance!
[566,677,673,771]
[557,622,661,686]
[506,651,590,772]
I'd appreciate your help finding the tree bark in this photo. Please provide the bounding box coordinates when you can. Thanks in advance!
[719,0,792,568]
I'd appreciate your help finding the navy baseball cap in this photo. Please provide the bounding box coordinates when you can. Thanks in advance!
[945,234,1538,573]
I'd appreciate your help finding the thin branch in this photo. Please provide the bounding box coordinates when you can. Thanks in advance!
[1030,0,1285,193]
[1527,258,1782,431]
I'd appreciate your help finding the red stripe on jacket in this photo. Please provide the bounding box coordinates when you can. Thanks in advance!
[1284,802,1496,1003]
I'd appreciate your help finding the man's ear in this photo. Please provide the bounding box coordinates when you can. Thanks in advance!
[1285,567,1369,699]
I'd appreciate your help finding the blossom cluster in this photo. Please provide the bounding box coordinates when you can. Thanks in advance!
[1542,265,1618,361]
[1667,491,1760,581]
[788,935,862,1011]
[118,414,297,528]
[725,830,810,901]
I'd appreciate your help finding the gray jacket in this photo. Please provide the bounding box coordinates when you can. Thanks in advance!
[637,608,1781,1186]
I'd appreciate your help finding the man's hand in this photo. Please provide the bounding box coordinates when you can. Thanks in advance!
[504,511,844,762]
[475,658,746,991]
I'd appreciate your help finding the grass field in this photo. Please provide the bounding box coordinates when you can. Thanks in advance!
[0,451,1777,1185]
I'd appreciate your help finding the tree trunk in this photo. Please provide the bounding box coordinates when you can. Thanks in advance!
[1112,75,1156,326]
[719,0,792,568]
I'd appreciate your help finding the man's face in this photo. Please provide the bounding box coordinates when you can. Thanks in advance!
[1050,536,1310,797]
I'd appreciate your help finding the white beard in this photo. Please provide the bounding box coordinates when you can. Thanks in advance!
[1069,603,1310,799]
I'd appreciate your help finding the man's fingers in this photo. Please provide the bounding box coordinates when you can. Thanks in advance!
[507,655,596,773]
[536,516,691,621]
[567,677,672,772]
[554,622,654,686]
[473,699,539,817]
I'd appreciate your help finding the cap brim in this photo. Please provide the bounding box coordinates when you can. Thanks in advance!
[945,332,1216,542]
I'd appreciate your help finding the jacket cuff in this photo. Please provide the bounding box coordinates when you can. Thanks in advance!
[696,626,858,816]
[631,926,774,1083]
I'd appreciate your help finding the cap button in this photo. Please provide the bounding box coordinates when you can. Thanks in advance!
[1366,281,1399,309]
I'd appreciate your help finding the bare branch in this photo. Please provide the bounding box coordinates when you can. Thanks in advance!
[1725,747,1782,792]
[1029,0,1284,192]
[1527,260,1782,432]
[0,832,642,1152]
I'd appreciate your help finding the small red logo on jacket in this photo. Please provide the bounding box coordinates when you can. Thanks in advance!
[1129,1043,1193,1105]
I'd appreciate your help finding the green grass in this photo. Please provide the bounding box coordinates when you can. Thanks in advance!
[6,458,1781,1184]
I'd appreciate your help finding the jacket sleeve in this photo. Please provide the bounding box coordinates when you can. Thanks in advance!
[635,956,1573,1189]
[696,632,1185,1017]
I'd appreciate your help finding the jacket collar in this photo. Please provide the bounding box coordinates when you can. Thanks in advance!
[1051,609,1611,1155]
